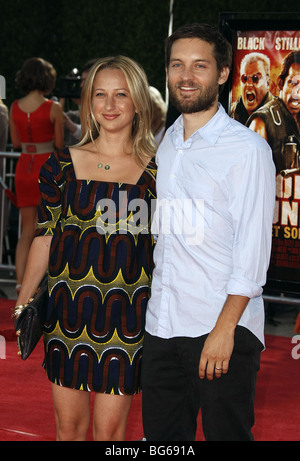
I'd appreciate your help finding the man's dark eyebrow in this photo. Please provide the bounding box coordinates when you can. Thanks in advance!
[169,58,210,63]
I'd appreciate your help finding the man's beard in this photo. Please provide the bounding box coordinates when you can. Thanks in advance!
[168,80,219,114]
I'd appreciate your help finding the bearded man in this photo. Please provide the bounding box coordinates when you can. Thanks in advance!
[141,23,276,442]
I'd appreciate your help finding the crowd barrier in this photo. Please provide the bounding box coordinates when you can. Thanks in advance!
[0,150,299,313]
[0,150,20,284]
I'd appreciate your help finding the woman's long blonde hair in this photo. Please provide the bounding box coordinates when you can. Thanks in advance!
[78,55,156,166]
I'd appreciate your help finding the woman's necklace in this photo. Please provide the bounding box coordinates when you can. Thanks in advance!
[97,161,110,170]
[94,138,133,171]
[94,141,111,170]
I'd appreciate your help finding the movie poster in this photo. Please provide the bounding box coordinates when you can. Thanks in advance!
[230,30,300,284]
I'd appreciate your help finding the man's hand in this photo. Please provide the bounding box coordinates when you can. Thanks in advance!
[198,295,250,381]
[199,326,234,380]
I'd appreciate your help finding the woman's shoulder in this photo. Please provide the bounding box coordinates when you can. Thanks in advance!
[48,98,63,117]
[42,147,73,178]
[69,142,92,153]
[143,156,157,183]
[146,156,157,171]
[10,100,20,113]
[47,98,62,109]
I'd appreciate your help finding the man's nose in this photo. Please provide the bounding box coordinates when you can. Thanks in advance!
[180,66,194,80]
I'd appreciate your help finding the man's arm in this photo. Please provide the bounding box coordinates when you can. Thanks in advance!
[199,125,275,382]
[199,295,249,381]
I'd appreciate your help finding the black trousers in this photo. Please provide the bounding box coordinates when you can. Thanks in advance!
[141,326,263,441]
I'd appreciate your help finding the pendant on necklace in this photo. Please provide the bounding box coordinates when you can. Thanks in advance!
[97,163,110,170]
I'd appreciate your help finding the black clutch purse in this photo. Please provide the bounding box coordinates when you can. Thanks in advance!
[14,275,48,360]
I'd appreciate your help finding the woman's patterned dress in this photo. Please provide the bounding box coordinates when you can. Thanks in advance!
[35,148,156,394]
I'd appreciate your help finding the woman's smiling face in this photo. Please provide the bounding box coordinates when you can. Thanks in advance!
[92,68,136,135]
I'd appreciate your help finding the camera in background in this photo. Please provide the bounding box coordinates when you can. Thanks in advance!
[58,68,81,99]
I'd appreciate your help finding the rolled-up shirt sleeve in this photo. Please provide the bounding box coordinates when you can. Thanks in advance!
[226,143,276,299]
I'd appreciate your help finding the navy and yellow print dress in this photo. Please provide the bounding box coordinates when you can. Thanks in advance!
[35,148,156,395]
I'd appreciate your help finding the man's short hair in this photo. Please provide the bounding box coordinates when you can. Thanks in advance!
[165,23,232,72]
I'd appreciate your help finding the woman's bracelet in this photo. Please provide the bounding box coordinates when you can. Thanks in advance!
[12,298,33,319]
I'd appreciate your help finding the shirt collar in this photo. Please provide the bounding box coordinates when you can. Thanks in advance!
[172,103,227,148]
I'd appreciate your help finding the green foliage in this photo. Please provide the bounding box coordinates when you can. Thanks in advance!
[0,0,170,105]
[0,0,297,107]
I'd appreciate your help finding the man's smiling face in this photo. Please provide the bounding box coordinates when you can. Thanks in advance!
[166,38,224,114]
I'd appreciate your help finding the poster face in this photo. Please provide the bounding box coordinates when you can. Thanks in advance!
[230,30,300,287]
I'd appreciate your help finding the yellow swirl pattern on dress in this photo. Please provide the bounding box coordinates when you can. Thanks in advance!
[44,323,143,363]
[48,265,149,302]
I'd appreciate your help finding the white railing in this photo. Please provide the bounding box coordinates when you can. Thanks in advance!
[0,149,299,309]
[0,150,20,283]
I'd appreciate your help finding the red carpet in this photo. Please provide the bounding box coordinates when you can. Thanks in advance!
[0,298,299,441]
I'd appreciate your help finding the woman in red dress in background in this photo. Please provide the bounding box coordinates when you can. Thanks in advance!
[10,57,64,293]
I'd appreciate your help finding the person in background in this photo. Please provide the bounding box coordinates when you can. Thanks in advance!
[231,52,273,125]
[149,86,167,144]
[14,55,156,441]
[0,98,8,151]
[0,98,9,255]
[61,59,98,146]
[0,97,8,195]
[142,23,275,441]
[10,57,64,293]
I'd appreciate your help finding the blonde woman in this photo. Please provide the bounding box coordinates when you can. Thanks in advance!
[15,56,156,441]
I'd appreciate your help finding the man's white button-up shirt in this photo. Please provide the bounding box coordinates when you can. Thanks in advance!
[146,104,276,345]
